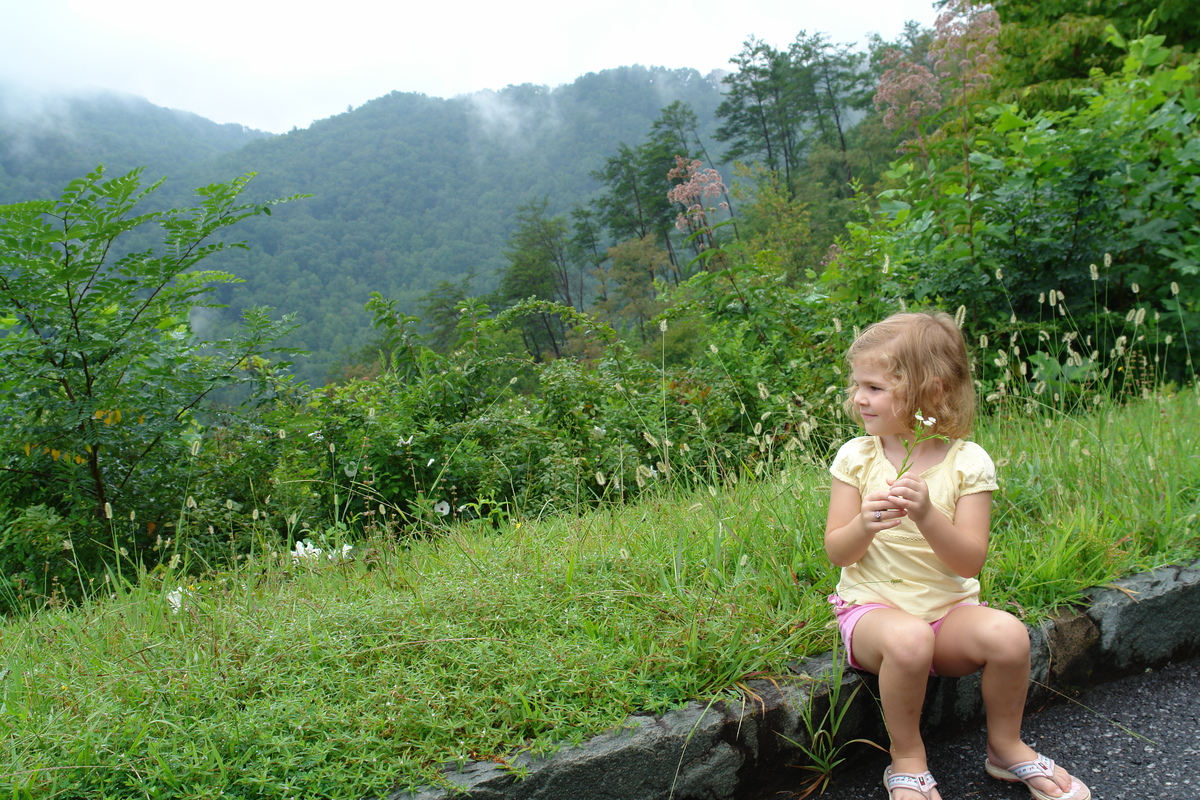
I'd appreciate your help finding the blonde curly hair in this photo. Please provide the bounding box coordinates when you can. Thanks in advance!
[843,311,976,440]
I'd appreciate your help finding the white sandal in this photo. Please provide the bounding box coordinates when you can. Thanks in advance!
[883,766,939,799]
[985,753,1091,800]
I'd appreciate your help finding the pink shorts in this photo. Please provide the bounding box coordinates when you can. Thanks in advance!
[828,594,984,676]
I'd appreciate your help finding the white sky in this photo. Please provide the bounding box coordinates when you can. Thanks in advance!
[3,0,939,134]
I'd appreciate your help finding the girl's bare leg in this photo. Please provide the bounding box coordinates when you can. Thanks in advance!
[849,608,941,800]
[933,605,1077,797]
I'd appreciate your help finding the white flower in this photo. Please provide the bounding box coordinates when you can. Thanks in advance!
[167,586,189,614]
[292,540,323,563]
[434,500,451,516]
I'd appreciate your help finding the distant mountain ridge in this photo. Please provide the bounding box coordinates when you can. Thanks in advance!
[0,67,729,383]
[0,85,270,200]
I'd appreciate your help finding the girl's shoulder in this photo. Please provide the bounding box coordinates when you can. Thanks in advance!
[832,435,877,462]
[829,436,880,483]
[944,439,998,491]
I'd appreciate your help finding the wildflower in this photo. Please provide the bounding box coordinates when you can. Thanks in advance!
[1171,282,1180,296]
[278,429,287,439]
[167,586,189,614]
[185,496,196,509]
[167,553,181,570]
[62,539,73,551]
[292,540,323,563]
[881,255,890,274]
[757,382,769,400]
[189,440,201,456]
[1048,291,1056,307]
[596,471,607,486]
[954,305,966,328]
[1132,283,1140,294]
[103,502,112,520]
[1135,307,1146,326]
[619,548,630,560]
[427,458,435,467]
[833,317,842,333]
[1104,252,1112,267]
[328,442,336,454]
[895,412,945,477]
[659,319,668,333]
[709,344,718,354]
[1090,263,1099,281]
[642,432,660,448]
[434,501,450,516]
[1039,293,1045,305]
[995,268,1004,281]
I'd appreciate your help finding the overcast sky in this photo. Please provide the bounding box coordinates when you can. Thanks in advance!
[3,0,939,134]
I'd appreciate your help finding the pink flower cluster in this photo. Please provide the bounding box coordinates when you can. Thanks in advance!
[929,0,1000,96]
[667,156,729,234]
[873,0,1000,132]
[874,50,942,132]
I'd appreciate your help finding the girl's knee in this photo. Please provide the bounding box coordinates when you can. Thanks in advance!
[883,620,937,671]
[981,611,1030,663]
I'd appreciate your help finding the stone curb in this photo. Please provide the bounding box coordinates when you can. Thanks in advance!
[388,561,1200,800]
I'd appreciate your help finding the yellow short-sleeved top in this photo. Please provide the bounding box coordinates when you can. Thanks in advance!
[829,436,998,622]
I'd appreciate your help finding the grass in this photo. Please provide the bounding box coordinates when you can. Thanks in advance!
[2,388,1199,799]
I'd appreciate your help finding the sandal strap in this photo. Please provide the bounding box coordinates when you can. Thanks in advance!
[1007,755,1056,781]
[886,769,938,795]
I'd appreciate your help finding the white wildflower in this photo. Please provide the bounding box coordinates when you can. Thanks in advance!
[167,586,189,615]
[292,540,323,563]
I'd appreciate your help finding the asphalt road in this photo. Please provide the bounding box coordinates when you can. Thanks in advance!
[747,656,1200,800]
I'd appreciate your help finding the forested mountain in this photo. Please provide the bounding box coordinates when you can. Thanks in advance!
[0,85,269,199]
[1,68,728,382]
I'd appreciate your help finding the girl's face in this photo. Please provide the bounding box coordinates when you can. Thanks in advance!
[850,362,908,438]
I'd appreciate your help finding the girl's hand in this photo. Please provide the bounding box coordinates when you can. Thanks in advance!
[886,474,933,523]
[861,488,902,530]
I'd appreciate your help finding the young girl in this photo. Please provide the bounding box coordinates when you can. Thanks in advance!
[824,312,1090,800]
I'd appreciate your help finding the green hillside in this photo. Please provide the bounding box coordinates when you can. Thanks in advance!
[0,85,269,198]
[176,67,728,382]
[1,68,728,383]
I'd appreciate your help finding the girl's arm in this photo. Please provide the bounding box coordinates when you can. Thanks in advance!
[824,477,900,566]
[887,474,992,577]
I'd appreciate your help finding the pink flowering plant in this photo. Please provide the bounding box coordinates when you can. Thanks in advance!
[667,156,730,254]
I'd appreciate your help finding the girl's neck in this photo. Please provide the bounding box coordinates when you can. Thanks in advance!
[879,431,952,474]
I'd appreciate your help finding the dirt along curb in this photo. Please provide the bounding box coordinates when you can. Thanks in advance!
[388,561,1200,800]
